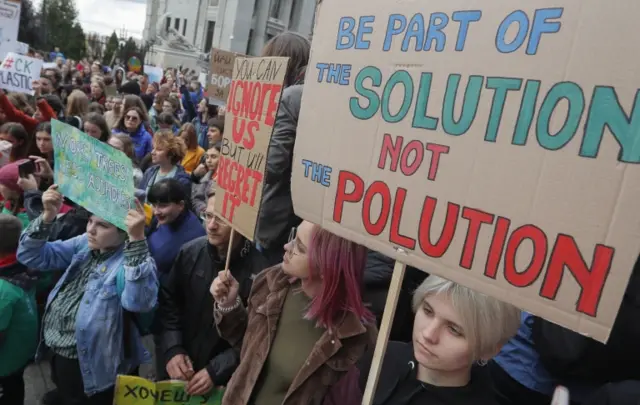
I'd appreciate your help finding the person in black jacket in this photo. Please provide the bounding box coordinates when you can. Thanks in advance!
[159,191,279,395]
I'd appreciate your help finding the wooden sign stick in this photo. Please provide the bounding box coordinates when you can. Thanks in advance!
[224,228,235,281]
[361,259,406,405]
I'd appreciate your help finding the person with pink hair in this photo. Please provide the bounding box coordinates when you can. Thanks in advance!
[210,221,377,405]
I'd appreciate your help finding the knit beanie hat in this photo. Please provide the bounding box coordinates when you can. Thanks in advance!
[120,80,141,96]
[0,159,28,192]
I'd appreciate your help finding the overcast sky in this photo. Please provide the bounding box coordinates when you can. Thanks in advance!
[35,0,147,39]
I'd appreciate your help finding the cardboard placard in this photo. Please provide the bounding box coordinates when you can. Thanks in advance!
[0,52,42,95]
[114,375,224,405]
[0,0,20,60]
[207,48,242,106]
[213,56,289,241]
[145,65,163,84]
[291,0,640,343]
[51,120,135,230]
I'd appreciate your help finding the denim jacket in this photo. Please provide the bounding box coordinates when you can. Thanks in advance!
[17,216,159,395]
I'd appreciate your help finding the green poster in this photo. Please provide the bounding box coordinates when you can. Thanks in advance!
[51,119,134,230]
[114,375,224,405]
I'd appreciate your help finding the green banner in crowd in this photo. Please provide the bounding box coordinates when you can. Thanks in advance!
[51,119,134,230]
[114,375,224,405]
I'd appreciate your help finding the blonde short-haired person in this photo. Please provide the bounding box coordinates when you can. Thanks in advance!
[323,275,521,405]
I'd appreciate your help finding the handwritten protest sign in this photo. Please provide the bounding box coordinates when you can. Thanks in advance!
[0,52,42,95]
[213,56,289,240]
[292,0,640,343]
[0,0,20,60]
[145,65,163,84]
[51,120,134,230]
[207,49,243,106]
[114,375,224,405]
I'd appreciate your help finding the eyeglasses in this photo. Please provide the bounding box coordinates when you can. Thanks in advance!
[287,227,301,256]
[201,211,226,226]
[125,115,139,121]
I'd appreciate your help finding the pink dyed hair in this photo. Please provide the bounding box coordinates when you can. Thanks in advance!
[305,226,374,330]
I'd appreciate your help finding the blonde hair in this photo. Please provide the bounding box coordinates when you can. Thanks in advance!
[66,89,89,117]
[153,130,186,164]
[412,276,521,361]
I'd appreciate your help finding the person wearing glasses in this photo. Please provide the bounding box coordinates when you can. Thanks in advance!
[158,191,275,395]
[210,220,378,405]
[111,106,153,161]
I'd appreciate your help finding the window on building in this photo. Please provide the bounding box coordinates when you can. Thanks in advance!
[182,19,187,36]
[165,17,171,32]
[269,0,282,19]
[246,29,254,55]
[204,21,215,52]
[174,18,180,30]
[209,0,219,5]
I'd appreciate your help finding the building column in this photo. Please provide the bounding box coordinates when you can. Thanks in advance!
[296,0,316,38]
[213,0,256,53]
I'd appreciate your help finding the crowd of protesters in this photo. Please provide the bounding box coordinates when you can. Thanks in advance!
[0,24,638,405]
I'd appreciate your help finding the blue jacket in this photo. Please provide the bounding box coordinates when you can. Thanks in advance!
[112,125,153,161]
[148,210,205,276]
[192,115,209,149]
[17,217,159,395]
[136,164,192,201]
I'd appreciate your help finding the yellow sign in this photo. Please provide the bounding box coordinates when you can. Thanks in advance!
[114,375,224,405]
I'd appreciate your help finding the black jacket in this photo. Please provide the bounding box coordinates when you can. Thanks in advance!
[159,236,278,386]
[24,189,91,242]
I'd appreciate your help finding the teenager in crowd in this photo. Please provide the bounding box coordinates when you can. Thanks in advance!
[64,90,89,129]
[160,192,276,391]
[191,144,220,216]
[108,134,144,187]
[112,106,153,161]
[211,220,377,405]
[179,123,205,174]
[0,214,39,405]
[0,123,33,162]
[83,112,110,142]
[17,185,158,405]
[324,275,521,405]
[137,130,190,201]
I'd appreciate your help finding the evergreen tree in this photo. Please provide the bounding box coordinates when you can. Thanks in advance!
[40,0,85,58]
[103,31,119,65]
[18,0,41,49]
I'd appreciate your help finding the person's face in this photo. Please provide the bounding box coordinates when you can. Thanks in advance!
[282,221,313,282]
[124,111,141,131]
[116,70,123,81]
[205,148,220,172]
[108,137,124,152]
[84,122,102,140]
[152,201,184,225]
[0,184,19,201]
[91,64,100,74]
[412,293,473,375]
[203,196,232,247]
[40,78,52,94]
[207,127,221,145]
[146,84,156,95]
[0,132,20,147]
[197,98,207,113]
[140,76,148,86]
[36,131,53,154]
[113,97,123,112]
[105,97,113,111]
[90,82,102,97]
[55,57,63,67]
[86,215,124,251]
[162,101,174,114]
[45,70,57,85]
[189,81,198,92]
[151,145,170,165]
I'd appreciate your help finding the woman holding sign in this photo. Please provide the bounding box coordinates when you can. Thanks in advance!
[210,221,377,405]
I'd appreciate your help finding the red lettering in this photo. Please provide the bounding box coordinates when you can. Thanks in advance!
[484,216,511,279]
[542,235,614,317]
[425,143,450,181]
[232,116,245,144]
[460,208,494,269]
[400,140,424,176]
[389,187,415,249]
[217,155,228,190]
[244,120,259,149]
[418,198,459,258]
[248,169,263,206]
[249,81,262,121]
[265,84,282,126]
[333,171,364,223]
[378,133,403,172]
[362,181,390,236]
[504,225,548,287]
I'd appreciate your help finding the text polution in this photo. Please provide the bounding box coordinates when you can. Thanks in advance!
[299,7,632,318]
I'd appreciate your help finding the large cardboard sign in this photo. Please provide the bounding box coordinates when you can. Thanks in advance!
[292,0,640,342]
[0,0,20,60]
[114,375,224,405]
[52,120,135,231]
[214,56,288,240]
[0,52,42,95]
[207,48,242,106]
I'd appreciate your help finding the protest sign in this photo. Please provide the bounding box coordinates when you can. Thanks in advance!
[207,48,242,106]
[292,0,640,343]
[14,41,28,55]
[51,120,134,230]
[0,0,20,60]
[213,56,289,241]
[145,65,163,84]
[0,52,42,95]
[114,375,224,405]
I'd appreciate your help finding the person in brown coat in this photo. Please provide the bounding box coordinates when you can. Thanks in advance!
[211,221,378,405]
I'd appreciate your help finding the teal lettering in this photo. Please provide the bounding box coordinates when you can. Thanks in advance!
[349,66,382,120]
[582,87,640,163]
[485,77,523,142]
[442,74,483,136]
[411,73,439,130]
[381,70,413,123]
[536,82,584,150]
[512,80,541,145]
